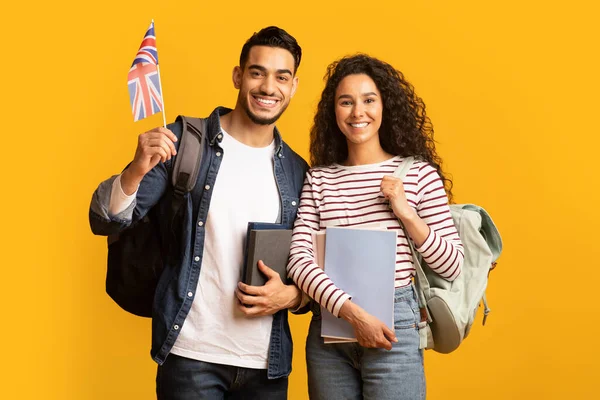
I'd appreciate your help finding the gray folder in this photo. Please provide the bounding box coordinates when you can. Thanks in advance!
[243,229,293,286]
[321,226,397,341]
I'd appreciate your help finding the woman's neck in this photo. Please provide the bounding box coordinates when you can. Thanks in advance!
[343,141,394,166]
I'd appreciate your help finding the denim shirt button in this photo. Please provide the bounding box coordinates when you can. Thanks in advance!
[204,185,210,190]
[198,221,204,227]
[216,152,222,157]
[187,292,193,297]
[291,201,297,206]
[173,325,179,330]
[194,256,200,262]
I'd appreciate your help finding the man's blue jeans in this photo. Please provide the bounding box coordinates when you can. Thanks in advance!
[156,354,288,399]
[306,285,425,400]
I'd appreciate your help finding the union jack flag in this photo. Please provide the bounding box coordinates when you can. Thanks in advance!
[127,21,163,122]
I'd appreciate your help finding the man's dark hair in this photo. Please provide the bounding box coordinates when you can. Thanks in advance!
[239,26,302,74]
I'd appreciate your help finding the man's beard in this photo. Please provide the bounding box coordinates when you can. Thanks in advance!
[241,96,289,126]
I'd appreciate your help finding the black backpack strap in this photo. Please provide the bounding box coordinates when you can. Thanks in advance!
[172,116,206,195]
[169,116,206,227]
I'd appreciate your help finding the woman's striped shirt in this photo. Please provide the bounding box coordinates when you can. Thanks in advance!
[287,156,464,317]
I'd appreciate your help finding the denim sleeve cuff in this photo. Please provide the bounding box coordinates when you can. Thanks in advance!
[90,174,136,223]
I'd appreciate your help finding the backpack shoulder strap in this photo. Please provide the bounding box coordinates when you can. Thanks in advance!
[392,156,415,180]
[392,156,434,347]
[172,116,207,194]
[164,116,207,257]
[392,156,432,305]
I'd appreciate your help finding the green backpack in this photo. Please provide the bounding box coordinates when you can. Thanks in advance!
[394,157,503,354]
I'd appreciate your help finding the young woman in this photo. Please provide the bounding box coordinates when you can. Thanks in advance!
[287,54,464,400]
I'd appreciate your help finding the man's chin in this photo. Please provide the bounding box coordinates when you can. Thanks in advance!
[244,105,286,126]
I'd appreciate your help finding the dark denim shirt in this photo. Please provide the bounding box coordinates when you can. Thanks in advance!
[89,107,309,378]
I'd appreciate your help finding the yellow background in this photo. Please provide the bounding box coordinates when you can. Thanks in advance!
[2,0,599,398]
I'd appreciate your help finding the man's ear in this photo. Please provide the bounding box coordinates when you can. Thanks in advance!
[232,66,242,89]
[291,76,299,98]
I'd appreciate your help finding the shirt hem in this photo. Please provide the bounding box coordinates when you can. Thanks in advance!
[169,346,269,370]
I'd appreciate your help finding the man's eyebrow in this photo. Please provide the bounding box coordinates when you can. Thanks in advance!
[247,64,267,73]
[247,65,293,76]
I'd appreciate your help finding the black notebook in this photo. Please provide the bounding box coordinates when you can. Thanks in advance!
[242,222,293,287]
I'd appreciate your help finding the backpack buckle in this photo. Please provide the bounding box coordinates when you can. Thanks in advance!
[482,294,491,326]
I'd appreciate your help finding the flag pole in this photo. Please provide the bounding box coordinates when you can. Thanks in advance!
[157,64,167,128]
[153,19,167,128]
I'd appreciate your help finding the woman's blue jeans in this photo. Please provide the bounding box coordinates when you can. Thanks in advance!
[306,285,425,400]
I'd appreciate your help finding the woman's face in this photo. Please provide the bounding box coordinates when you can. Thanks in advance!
[334,73,383,147]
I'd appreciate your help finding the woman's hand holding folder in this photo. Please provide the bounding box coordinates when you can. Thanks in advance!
[338,299,398,350]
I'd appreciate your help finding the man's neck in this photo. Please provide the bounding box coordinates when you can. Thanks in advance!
[220,108,275,148]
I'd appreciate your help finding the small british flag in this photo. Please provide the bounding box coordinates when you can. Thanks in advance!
[127,21,164,122]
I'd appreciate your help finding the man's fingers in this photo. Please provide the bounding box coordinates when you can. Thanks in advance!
[235,289,261,305]
[237,302,259,316]
[145,146,168,163]
[152,130,177,155]
[150,154,162,168]
[258,260,280,280]
[161,134,177,156]
[156,127,178,143]
[146,138,174,155]
[237,303,269,317]
[237,281,262,296]
[236,295,270,317]
[144,130,177,150]
[144,139,174,161]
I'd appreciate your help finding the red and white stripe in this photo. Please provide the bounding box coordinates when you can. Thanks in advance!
[287,156,464,317]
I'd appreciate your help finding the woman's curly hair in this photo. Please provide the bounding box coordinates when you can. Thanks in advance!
[310,54,453,201]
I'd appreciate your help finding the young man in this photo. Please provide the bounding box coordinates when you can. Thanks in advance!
[89,26,308,399]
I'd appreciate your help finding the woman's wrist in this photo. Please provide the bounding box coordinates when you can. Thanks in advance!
[338,299,363,324]
[396,206,418,223]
